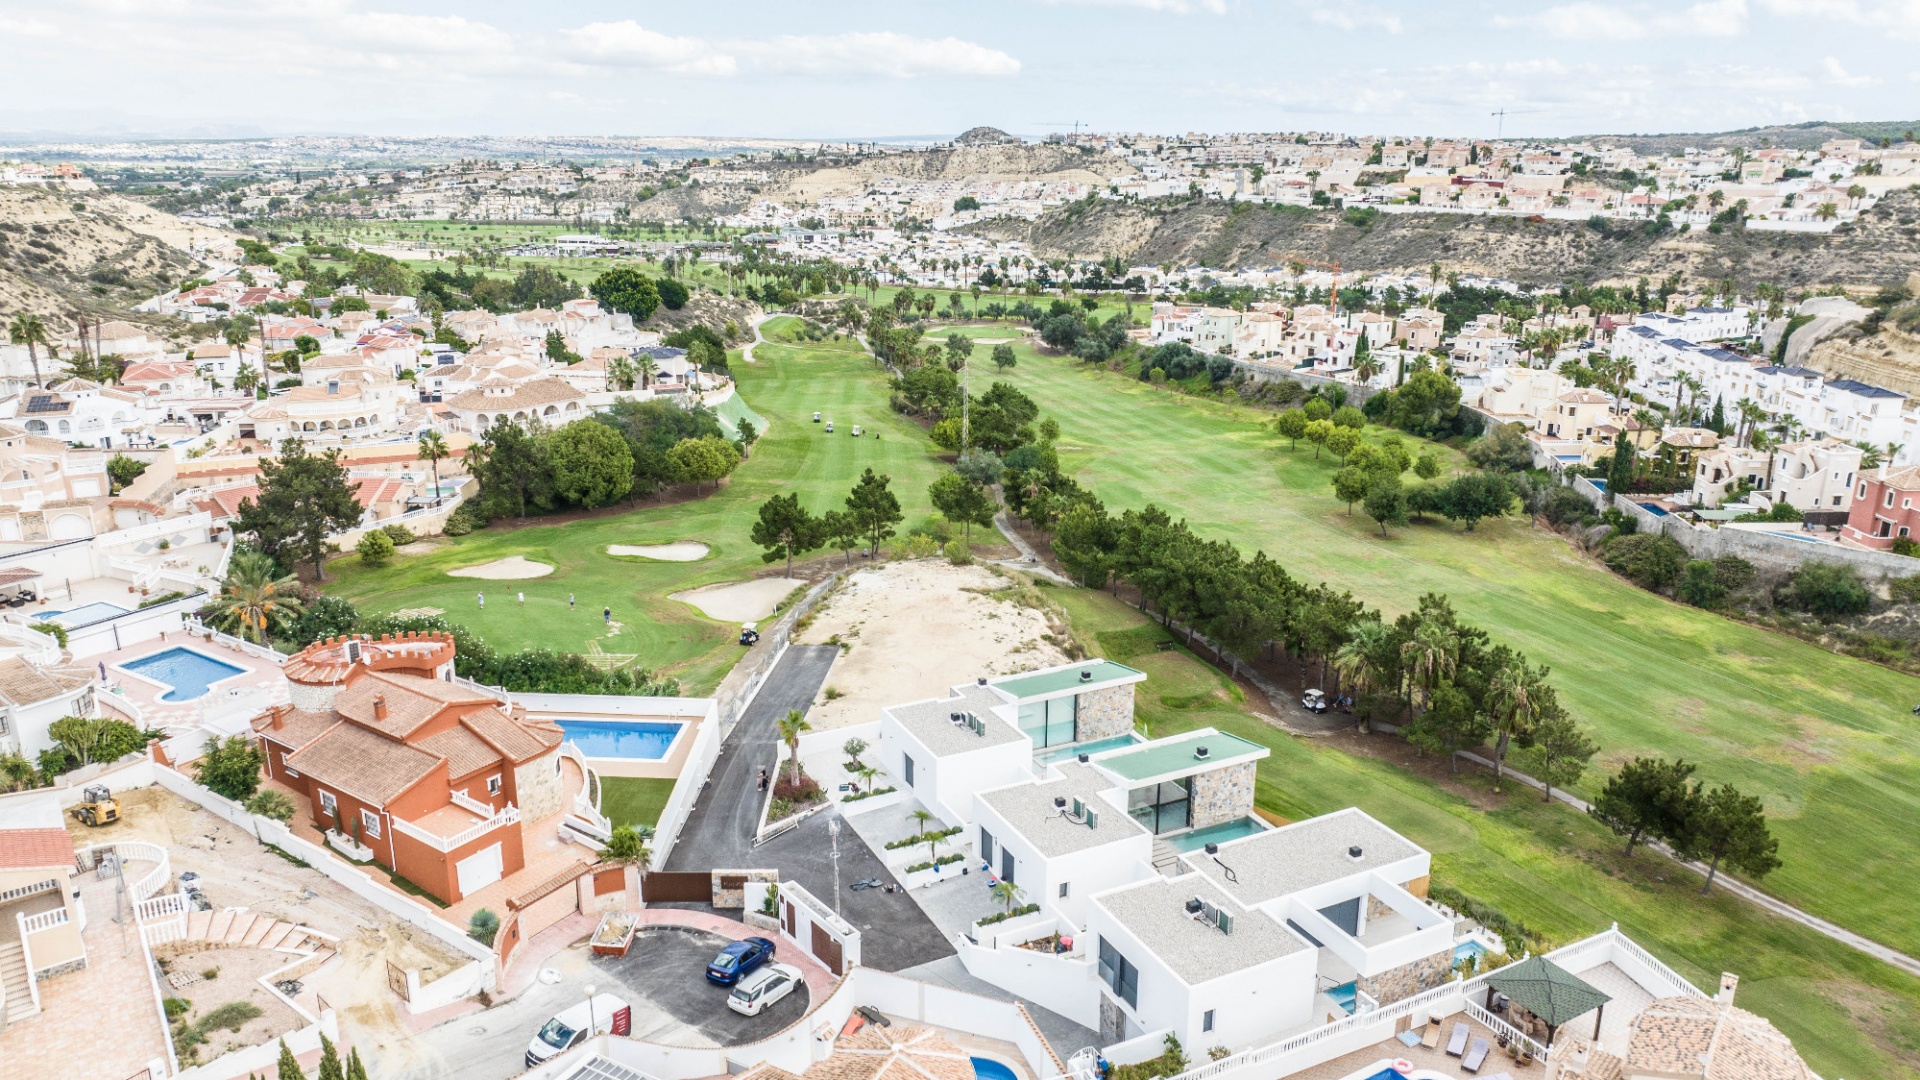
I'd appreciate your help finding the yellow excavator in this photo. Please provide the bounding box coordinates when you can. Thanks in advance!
[70,785,120,827]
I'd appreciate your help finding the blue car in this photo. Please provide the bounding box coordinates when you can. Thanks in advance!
[706,936,776,984]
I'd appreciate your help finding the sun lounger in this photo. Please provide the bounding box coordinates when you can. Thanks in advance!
[1462,1039,1491,1073]
[1447,1023,1470,1057]
[1421,1022,1443,1050]
[1397,1030,1423,1048]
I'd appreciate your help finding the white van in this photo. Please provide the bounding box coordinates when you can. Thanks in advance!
[727,963,802,1016]
[525,993,631,1068]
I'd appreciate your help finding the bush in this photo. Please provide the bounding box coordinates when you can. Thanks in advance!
[1109,1035,1188,1080]
[1891,575,1920,604]
[382,523,418,546]
[444,505,484,536]
[1785,561,1871,619]
[198,1001,262,1032]
[1428,883,1542,952]
[468,908,500,946]
[356,528,395,566]
[975,903,1042,927]
[245,789,295,822]
[1893,536,1920,557]
[1542,486,1595,528]
[944,538,973,565]
[194,736,264,801]
[773,774,823,803]
[1602,533,1687,591]
[163,997,191,1022]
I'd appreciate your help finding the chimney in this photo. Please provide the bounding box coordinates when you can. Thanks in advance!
[1717,972,1739,1004]
[373,695,388,721]
[1879,461,1888,482]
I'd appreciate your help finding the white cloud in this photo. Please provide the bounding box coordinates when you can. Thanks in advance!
[1034,0,1229,13]
[0,15,58,36]
[1821,55,1876,86]
[738,33,1020,78]
[561,21,738,76]
[1498,0,1748,40]
[1307,6,1404,33]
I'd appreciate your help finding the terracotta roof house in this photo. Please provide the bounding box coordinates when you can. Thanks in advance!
[253,632,565,905]
[1623,977,1815,1080]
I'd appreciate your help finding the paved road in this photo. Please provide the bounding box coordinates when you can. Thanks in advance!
[665,643,954,972]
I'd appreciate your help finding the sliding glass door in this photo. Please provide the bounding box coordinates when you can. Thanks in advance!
[1128,779,1191,834]
[1018,695,1078,748]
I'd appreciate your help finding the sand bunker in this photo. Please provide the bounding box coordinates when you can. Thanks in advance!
[447,555,555,580]
[672,578,806,622]
[607,541,710,562]
[795,560,1070,730]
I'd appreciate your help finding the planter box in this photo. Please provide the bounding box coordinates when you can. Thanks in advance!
[884,835,967,872]
[326,832,375,861]
[744,911,780,932]
[971,908,1050,941]
[903,860,970,890]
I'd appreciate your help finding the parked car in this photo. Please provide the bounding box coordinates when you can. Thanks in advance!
[1301,688,1328,714]
[727,962,802,1016]
[705,936,776,984]
[524,994,631,1068]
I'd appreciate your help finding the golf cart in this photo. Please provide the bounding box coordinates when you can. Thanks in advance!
[1301,689,1328,714]
[739,622,760,647]
[824,421,834,433]
[813,412,821,423]
[851,424,862,437]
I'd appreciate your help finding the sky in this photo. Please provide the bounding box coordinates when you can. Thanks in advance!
[0,0,1916,140]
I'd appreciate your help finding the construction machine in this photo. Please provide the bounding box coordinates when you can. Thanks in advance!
[70,784,119,827]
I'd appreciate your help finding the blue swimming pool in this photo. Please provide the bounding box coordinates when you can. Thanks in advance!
[1164,815,1269,853]
[1638,502,1671,517]
[120,647,247,702]
[1032,733,1141,767]
[1326,980,1358,1015]
[971,1058,1018,1080]
[1454,940,1491,967]
[35,602,131,628]
[555,720,685,760]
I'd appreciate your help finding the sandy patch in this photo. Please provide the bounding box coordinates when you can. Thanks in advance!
[672,577,806,621]
[608,541,710,561]
[795,560,1070,731]
[447,555,554,580]
[973,337,1015,344]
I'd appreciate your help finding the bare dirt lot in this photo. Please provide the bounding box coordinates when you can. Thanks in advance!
[68,786,466,1056]
[793,559,1073,730]
[153,943,305,1066]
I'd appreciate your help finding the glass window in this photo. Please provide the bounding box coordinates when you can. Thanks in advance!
[1128,778,1191,834]
[903,755,915,787]
[319,791,337,817]
[1098,939,1139,1008]
[361,809,381,839]
[1020,696,1079,749]
[1203,1010,1215,1032]
[980,828,995,865]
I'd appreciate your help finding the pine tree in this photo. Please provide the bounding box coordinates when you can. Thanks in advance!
[277,1038,304,1080]
[346,1048,369,1080]
[316,1035,345,1080]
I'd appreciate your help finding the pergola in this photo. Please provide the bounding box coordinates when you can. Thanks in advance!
[1483,955,1612,1047]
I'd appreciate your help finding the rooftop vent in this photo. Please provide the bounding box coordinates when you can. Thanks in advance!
[1204,842,1219,856]
[1194,745,1211,760]
[978,677,988,686]
[1077,753,1090,764]
[1080,669,1093,682]
[1348,845,1364,861]
[949,711,964,725]
[1054,796,1068,810]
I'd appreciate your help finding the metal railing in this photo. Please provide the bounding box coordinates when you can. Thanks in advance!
[1159,974,1466,1080]
[391,803,520,853]
[1466,1000,1549,1061]
[181,616,288,663]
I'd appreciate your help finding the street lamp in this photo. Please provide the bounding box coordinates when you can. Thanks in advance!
[584,984,597,1037]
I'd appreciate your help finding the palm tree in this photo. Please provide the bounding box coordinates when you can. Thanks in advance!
[1814,202,1839,222]
[8,313,50,389]
[1855,441,1883,469]
[1886,442,1906,467]
[1485,660,1544,791]
[417,430,449,506]
[607,355,636,392]
[599,824,652,870]
[1736,399,1766,447]
[1332,623,1386,729]
[989,878,1026,915]
[0,752,36,792]
[635,354,658,391]
[207,550,306,644]
[857,766,879,794]
[776,708,811,784]
[1399,620,1458,716]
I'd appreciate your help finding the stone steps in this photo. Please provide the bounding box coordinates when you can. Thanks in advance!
[0,941,37,1024]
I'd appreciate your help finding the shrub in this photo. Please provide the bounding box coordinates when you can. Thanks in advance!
[1602,533,1687,591]
[944,538,973,565]
[905,853,965,873]
[245,789,295,822]
[1541,486,1592,527]
[382,523,418,546]
[773,774,823,803]
[356,528,395,567]
[163,997,191,1022]
[1109,1035,1188,1080]
[1678,560,1724,608]
[468,908,500,946]
[1891,575,1920,604]
[444,505,483,536]
[198,1000,261,1032]
[194,736,264,801]
[975,903,1041,927]
[1893,536,1920,557]
[1428,883,1543,952]
[1785,561,1871,619]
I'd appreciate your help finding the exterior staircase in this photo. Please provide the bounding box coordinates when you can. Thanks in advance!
[0,940,38,1025]
[183,909,332,953]
[1150,838,1182,877]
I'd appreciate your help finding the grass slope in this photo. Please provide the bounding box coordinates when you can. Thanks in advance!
[987,338,1920,965]
[325,326,946,693]
[1056,587,1920,1080]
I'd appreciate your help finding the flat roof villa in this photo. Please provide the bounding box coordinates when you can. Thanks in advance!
[866,660,1819,1080]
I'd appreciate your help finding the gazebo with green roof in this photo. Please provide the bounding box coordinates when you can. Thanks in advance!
[1482,955,1612,1047]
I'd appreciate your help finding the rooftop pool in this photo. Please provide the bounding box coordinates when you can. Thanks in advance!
[556,719,686,760]
[1033,733,1142,767]
[35,602,132,628]
[119,647,248,702]
[1163,814,1269,853]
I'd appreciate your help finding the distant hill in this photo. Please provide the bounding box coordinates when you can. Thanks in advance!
[1570,120,1920,154]
[965,187,1920,290]
[953,126,1022,147]
[0,186,205,323]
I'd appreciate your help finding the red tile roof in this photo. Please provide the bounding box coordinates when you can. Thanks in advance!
[0,826,74,870]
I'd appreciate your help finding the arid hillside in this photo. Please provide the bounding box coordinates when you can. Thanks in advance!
[0,186,212,323]
[969,187,1920,290]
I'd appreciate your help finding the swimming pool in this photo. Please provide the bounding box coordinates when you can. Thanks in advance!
[1453,940,1490,967]
[1326,980,1359,1015]
[555,719,686,760]
[970,1058,1019,1080]
[1163,815,1269,853]
[1032,733,1142,767]
[120,647,247,702]
[35,602,132,628]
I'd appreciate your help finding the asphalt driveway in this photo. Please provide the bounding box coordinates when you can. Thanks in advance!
[664,644,953,972]
[588,926,811,1045]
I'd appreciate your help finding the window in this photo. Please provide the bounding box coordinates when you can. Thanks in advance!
[979,828,995,866]
[1129,778,1192,834]
[360,809,381,839]
[1203,1010,1215,1033]
[1887,491,1896,508]
[902,755,915,787]
[1098,939,1140,1009]
[318,790,337,817]
[1018,695,1078,749]
[487,775,502,795]
[1059,882,1071,899]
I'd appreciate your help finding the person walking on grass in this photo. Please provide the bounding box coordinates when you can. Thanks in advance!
[477,592,485,609]
[517,590,525,605]
[603,606,612,625]
[569,593,575,610]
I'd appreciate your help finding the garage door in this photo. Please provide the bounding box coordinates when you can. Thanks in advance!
[456,843,503,896]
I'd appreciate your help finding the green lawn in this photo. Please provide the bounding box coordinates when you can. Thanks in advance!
[600,777,676,829]
[324,333,947,694]
[983,338,1920,967]
[1054,587,1920,1080]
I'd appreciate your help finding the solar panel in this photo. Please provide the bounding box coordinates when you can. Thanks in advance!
[22,395,65,414]
[562,1058,652,1080]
